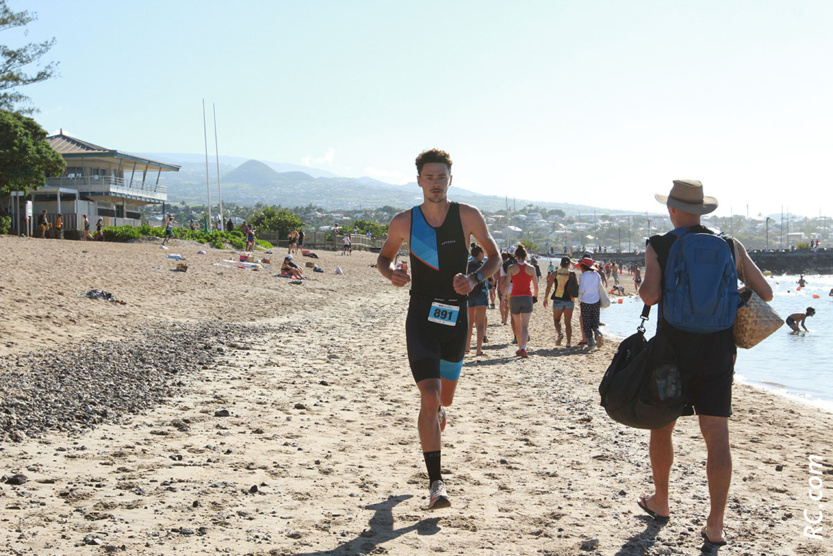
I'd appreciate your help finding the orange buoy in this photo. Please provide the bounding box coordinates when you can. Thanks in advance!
[797,286,802,291]
[618,298,623,304]
[813,294,820,299]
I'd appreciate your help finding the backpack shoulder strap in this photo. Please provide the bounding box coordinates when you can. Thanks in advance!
[718,233,737,262]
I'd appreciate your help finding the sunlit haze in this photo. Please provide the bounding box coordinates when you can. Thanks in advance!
[16,0,833,217]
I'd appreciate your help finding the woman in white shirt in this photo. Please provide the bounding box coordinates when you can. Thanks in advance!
[578,256,604,348]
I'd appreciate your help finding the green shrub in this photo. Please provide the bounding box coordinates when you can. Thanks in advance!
[97,224,255,248]
[102,225,143,242]
[255,239,273,249]
[0,215,11,235]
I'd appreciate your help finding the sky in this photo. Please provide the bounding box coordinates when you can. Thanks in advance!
[10,0,833,218]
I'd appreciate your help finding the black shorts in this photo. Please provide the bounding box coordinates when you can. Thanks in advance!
[663,325,736,418]
[405,296,468,383]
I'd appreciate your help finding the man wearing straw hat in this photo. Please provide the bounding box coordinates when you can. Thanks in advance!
[636,180,772,546]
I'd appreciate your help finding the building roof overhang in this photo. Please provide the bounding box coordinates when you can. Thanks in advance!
[46,133,181,172]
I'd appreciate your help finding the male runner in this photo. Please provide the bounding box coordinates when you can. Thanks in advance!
[377,149,500,510]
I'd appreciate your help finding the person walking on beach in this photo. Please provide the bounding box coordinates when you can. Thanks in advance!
[636,180,772,547]
[245,224,256,251]
[82,214,93,240]
[465,245,489,356]
[543,256,577,348]
[161,216,174,246]
[502,244,538,358]
[785,307,815,333]
[577,256,603,348]
[633,266,642,294]
[38,210,50,239]
[377,148,500,510]
[497,251,513,326]
[288,228,298,254]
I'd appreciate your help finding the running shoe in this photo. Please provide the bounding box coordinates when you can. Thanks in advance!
[519,349,529,359]
[437,406,446,432]
[428,480,451,510]
[595,334,604,348]
[556,332,564,346]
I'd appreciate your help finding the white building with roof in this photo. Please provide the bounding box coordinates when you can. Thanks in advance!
[12,131,180,234]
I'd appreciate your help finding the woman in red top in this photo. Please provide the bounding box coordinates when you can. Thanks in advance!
[501,244,539,358]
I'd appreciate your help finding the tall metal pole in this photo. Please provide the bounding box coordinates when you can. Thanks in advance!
[213,103,223,229]
[203,99,212,229]
[765,217,770,250]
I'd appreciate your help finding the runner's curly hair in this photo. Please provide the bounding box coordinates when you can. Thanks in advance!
[415,149,453,175]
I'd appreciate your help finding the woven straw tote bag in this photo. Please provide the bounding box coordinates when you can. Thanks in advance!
[733,239,783,349]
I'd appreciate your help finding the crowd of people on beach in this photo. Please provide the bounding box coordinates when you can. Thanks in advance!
[376,148,799,549]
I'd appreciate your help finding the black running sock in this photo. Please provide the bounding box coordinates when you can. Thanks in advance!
[423,451,442,485]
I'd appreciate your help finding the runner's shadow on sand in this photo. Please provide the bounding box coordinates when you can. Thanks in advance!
[291,494,440,556]
[464,355,521,367]
[530,347,585,358]
[613,518,668,555]
[614,518,723,555]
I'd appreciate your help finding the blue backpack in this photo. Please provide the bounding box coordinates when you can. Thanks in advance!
[661,227,738,333]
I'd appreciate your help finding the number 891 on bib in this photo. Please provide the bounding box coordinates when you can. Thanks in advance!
[428,301,459,326]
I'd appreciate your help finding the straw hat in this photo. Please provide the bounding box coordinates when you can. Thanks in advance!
[655,179,718,215]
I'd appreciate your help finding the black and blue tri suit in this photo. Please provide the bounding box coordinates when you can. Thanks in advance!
[406,202,469,383]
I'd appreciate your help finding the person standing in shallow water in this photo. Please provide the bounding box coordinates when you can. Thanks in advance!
[636,179,772,547]
[377,149,500,511]
[785,307,815,332]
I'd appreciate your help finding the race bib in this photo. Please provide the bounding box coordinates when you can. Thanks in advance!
[428,302,459,326]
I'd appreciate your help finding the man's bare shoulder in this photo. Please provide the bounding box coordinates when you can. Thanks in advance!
[387,210,411,235]
[457,202,484,219]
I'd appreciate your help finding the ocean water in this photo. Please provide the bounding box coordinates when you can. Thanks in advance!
[595,273,833,411]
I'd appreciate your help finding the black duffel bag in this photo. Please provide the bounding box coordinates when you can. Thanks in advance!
[599,305,688,430]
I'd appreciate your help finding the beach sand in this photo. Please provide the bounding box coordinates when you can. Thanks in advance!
[0,235,831,555]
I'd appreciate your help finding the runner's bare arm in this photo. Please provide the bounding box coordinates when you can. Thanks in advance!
[377,211,411,287]
[453,204,502,295]
[532,267,539,299]
[543,273,555,307]
[501,265,517,297]
[460,204,501,278]
[639,244,662,306]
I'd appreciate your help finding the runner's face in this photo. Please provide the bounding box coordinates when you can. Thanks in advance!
[417,163,452,204]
